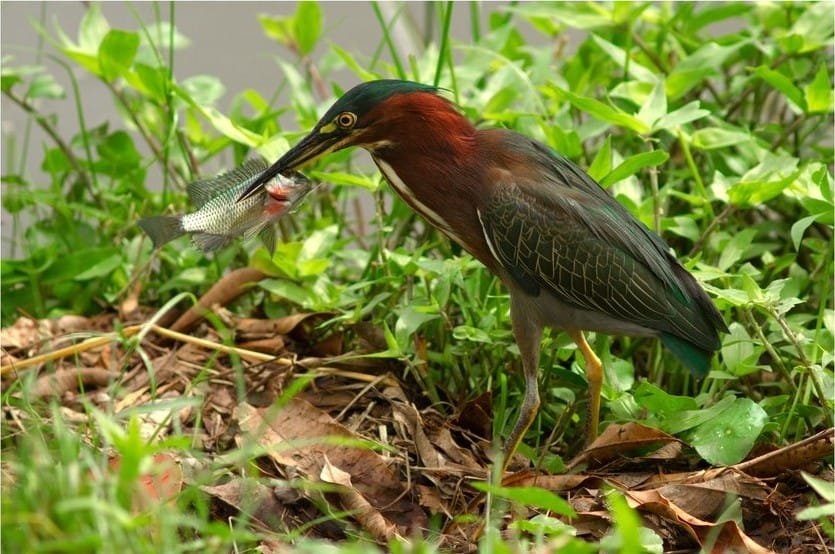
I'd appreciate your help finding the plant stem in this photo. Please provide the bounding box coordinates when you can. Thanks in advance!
[372,1,407,80]
[677,130,714,219]
[434,1,455,88]
[3,89,91,194]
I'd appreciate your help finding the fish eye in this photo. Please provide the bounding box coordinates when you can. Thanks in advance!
[335,112,357,129]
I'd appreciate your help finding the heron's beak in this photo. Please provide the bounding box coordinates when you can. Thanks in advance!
[237,131,344,202]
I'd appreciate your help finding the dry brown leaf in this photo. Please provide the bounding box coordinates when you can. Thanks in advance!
[320,456,399,542]
[31,368,115,397]
[238,398,427,534]
[735,427,835,477]
[569,422,679,469]
[624,487,775,553]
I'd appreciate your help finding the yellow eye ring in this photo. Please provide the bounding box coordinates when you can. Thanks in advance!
[335,112,357,129]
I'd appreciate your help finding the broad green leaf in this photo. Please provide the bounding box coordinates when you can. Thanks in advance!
[667,42,744,99]
[804,65,833,114]
[721,323,760,376]
[300,225,337,262]
[176,86,261,146]
[25,73,64,100]
[330,44,381,82]
[258,14,293,46]
[687,4,752,32]
[728,171,798,206]
[395,305,440,346]
[785,2,835,54]
[592,35,658,84]
[98,29,139,81]
[74,254,121,281]
[78,4,110,53]
[753,66,806,111]
[717,228,757,271]
[609,80,654,106]
[259,278,317,307]
[452,325,492,343]
[293,1,322,55]
[690,397,767,465]
[471,482,576,517]
[311,170,378,190]
[634,382,698,419]
[181,75,225,106]
[549,87,649,134]
[690,127,751,150]
[652,101,709,132]
[587,135,612,182]
[510,3,614,30]
[637,79,667,128]
[663,394,735,435]
[128,63,167,102]
[600,150,668,187]
[791,213,828,250]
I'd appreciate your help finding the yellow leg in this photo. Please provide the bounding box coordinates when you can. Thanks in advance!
[568,330,603,443]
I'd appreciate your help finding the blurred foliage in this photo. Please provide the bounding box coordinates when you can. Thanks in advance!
[1,1,833,550]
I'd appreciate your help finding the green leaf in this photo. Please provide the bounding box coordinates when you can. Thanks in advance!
[687,4,752,32]
[74,254,121,281]
[452,325,492,343]
[395,305,440,346]
[791,213,827,250]
[804,65,833,114]
[25,73,64,100]
[636,79,667,128]
[78,4,110,53]
[259,278,317,307]
[591,35,658,84]
[717,228,757,271]
[293,2,322,55]
[587,135,612,182]
[330,44,380,81]
[728,171,798,206]
[471,482,576,517]
[176,86,261,146]
[690,397,767,465]
[634,382,698,420]
[662,394,735,435]
[786,2,835,54]
[259,14,293,47]
[98,29,139,81]
[652,101,709,132]
[690,127,751,150]
[667,42,744,99]
[753,66,806,112]
[549,87,649,134]
[181,75,225,106]
[128,63,167,102]
[600,150,668,187]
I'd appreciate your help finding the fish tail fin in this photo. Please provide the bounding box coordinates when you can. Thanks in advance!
[138,216,185,248]
[661,332,713,378]
[257,226,276,255]
[191,233,232,252]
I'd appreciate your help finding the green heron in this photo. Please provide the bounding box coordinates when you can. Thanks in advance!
[239,80,728,469]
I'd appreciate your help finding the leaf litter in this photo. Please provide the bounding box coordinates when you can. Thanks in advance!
[2,296,833,552]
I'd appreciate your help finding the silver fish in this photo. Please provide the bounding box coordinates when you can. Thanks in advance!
[138,157,313,253]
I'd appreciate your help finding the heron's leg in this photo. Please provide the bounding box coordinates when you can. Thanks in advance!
[568,330,603,442]
[502,295,543,473]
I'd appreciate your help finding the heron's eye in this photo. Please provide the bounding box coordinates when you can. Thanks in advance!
[335,112,357,129]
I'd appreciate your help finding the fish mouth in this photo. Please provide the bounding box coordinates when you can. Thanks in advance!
[237,131,345,203]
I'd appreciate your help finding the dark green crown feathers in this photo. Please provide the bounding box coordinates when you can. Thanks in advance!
[319,80,438,124]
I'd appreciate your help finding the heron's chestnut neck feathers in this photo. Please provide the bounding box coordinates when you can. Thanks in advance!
[358,92,501,270]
